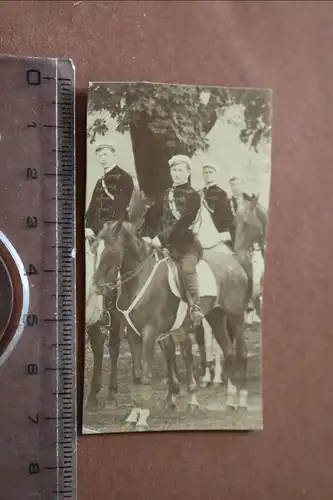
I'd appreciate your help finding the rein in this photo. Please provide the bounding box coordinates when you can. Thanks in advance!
[100,249,155,293]
[115,250,168,337]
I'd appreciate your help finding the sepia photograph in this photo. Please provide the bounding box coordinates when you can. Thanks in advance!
[83,81,272,433]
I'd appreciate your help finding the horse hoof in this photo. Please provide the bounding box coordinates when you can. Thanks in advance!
[141,375,152,386]
[136,425,149,432]
[133,376,141,385]
[212,381,222,389]
[165,398,177,410]
[188,392,200,409]
[199,379,209,389]
[85,400,99,413]
[225,397,237,410]
[238,404,248,411]
[124,423,136,432]
[238,390,248,410]
[106,399,117,410]
[225,403,237,411]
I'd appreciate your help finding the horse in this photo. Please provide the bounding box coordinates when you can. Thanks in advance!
[233,195,268,319]
[200,195,268,386]
[84,187,155,414]
[84,224,126,412]
[90,196,249,430]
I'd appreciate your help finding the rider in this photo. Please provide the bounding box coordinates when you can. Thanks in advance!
[202,163,235,249]
[143,154,204,326]
[85,143,134,237]
[85,143,134,323]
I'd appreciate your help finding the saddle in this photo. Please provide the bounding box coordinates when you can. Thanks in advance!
[158,249,218,301]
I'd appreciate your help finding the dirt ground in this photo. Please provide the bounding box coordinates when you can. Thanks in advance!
[82,321,262,433]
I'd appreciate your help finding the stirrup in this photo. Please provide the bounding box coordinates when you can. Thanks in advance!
[99,310,111,327]
[246,299,255,312]
[190,304,204,326]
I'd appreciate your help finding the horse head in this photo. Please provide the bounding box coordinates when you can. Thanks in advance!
[127,187,153,232]
[93,216,151,296]
[234,195,267,255]
[92,220,124,294]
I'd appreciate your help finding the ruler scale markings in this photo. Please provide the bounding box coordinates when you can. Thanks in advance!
[0,57,76,500]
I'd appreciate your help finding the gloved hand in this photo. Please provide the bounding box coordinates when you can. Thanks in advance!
[151,236,162,249]
[85,228,95,239]
[142,237,152,244]
[220,231,230,242]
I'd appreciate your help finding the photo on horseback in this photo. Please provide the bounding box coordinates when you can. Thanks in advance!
[83,81,272,434]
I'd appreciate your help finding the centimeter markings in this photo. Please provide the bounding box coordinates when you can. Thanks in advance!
[24,62,76,499]
[55,69,76,500]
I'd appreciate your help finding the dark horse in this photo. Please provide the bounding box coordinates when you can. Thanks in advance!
[87,193,250,429]
[234,195,268,318]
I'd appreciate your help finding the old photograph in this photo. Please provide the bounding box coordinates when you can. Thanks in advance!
[83,81,272,433]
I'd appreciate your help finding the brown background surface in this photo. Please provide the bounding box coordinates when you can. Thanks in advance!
[1,1,333,499]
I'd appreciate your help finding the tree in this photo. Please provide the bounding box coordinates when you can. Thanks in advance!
[232,88,272,151]
[88,82,271,197]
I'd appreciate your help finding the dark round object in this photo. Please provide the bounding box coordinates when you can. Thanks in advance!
[0,257,13,339]
[0,236,24,360]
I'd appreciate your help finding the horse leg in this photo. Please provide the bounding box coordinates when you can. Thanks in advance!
[212,338,223,387]
[161,336,181,409]
[253,294,261,320]
[195,322,211,387]
[227,314,248,409]
[86,323,105,410]
[127,326,143,384]
[158,337,180,388]
[207,309,235,407]
[105,318,120,409]
[125,329,151,430]
[204,322,223,387]
[179,333,199,409]
[141,323,157,385]
[172,342,181,384]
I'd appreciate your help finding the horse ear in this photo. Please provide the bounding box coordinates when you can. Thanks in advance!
[114,220,123,234]
[127,188,150,230]
[103,220,122,234]
[250,193,259,207]
[128,188,141,222]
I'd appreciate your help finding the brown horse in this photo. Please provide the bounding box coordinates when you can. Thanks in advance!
[90,200,249,425]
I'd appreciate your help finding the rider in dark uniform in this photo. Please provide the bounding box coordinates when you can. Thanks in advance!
[85,143,134,324]
[202,163,235,249]
[85,144,134,235]
[143,154,204,326]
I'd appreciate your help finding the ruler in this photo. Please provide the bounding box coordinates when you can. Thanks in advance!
[0,56,76,500]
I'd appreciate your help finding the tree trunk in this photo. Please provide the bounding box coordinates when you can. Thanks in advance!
[129,115,172,199]
[129,109,218,199]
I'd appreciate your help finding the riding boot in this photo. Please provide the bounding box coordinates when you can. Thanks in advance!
[182,271,204,326]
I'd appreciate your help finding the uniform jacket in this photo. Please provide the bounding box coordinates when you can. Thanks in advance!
[85,165,134,236]
[148,183,202,257]
[203,184,235,237]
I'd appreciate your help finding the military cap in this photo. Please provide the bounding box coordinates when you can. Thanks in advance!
[95,143,116,154]
[168,154,192,169]
[203,163,219,173]
[229,175,244,182]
